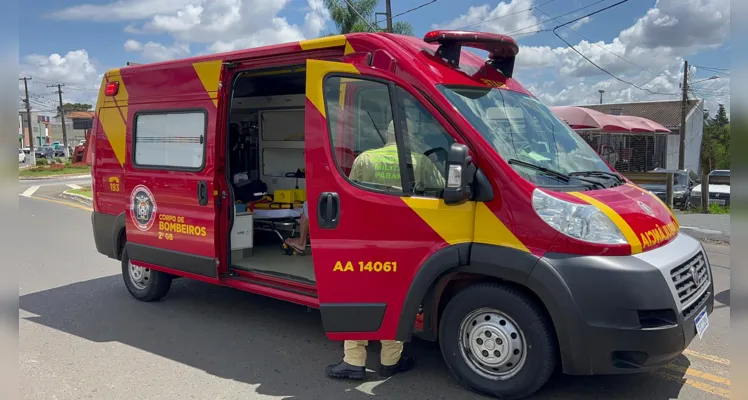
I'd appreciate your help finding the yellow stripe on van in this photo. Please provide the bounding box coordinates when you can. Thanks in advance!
[569,191,643,254]
[193,60,223,108]
[96,68,129,166]
[473,202,530,252]
[401,197,476,245]
[306,60,359,118]
[299,35,347,51]
[344,41,356,55]
[401,198,530,252]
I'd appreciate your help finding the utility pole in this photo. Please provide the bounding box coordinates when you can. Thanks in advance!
[48,83,70,157]
[385,0,393,33]
[20,77,36,166]
[678,60,688,170]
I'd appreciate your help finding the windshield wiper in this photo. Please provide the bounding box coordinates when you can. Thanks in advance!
[508,159,606,189]
[569,170,624,184]
[508,158,571,182]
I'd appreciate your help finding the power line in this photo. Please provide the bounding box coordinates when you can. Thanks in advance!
[506,0,608,35]
[375,0,438,26]
[340,0,377,32]
[550,1,680,97]
[455,0,560,30]
[693,65,729,71]
[534,7,660,78]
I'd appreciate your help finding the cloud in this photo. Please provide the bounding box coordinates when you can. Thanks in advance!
[123,40,190,62]
[434,0,541,36]
[619,0,730,50]
[48,0,195,21]
[569,16,591,30]
[96,0,331,57]
[19,50,103,110]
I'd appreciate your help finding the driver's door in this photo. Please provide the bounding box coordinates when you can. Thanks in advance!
[304,59,472,340]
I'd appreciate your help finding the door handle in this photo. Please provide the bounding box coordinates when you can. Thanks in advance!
[317,192,340,229]
[197,181,208,206]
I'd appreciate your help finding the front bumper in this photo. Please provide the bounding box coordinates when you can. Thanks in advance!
[690,195,730,209]
[535,233,714,375]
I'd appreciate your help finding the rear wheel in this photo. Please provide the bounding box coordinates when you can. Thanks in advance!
[439,283,557,400]
[121,248,172,302]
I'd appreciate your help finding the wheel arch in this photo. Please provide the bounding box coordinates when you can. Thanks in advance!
[396,243,585,374]
[113,212,126,260]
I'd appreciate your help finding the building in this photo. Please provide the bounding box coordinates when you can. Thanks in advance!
[49,111,94,147]
[575,99,704,174]
[18,111,52,148]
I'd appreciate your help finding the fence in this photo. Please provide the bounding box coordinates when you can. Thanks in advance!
[577,131,670,173]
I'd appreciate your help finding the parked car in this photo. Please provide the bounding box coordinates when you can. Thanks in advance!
[640,168,698,210]
[690,169,730,208]
[35,145,55,159]
[18,149,26,163]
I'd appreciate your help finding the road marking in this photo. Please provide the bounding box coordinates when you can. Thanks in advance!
[19,194,92,211]
[684,349,730,366]
[666,364,731,385]
[20,186,40,198]
[66,183,82,189]
[654,370,730,398]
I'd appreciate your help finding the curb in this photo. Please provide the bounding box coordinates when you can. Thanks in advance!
[19,173,91,181]
[61,190,93,206]
[680,227,730,245]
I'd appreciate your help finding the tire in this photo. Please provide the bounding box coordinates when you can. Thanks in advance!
[121,247,173,302]
[439,283,557,400]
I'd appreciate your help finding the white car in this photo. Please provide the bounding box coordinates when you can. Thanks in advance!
[18,149,26,163]
[690,170,730,208]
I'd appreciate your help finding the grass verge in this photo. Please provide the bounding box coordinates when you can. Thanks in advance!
[67,187,92,199]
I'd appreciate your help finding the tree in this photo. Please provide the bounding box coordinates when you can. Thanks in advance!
[58,102,93,115]
[712,104,729,128]
[323,0,414,35]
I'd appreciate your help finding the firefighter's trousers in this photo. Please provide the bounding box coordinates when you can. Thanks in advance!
[343,340,403,367]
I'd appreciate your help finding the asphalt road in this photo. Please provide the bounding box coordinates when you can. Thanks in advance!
[675,213,731,243]
[16,185,731,400]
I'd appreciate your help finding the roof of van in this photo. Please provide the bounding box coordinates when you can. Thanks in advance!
[107,32,531,98]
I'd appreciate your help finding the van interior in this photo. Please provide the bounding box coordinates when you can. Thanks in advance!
[225,66,316,284]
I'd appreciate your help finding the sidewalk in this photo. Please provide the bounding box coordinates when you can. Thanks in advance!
[675,212,730,244]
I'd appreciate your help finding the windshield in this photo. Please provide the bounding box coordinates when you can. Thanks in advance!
[438,85,612,185]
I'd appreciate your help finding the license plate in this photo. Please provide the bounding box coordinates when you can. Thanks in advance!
[709,199,726,205]
[695,307,709,339]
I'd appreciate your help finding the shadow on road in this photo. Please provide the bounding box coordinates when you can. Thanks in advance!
[715,289,730,306]
[20,275,691,399]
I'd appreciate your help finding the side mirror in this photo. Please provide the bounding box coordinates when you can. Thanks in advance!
[444,143,474,205]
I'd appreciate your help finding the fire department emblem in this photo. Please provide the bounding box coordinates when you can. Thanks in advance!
[130,185,157,232]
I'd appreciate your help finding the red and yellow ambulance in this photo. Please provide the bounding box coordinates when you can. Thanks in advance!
[90,30,714,399]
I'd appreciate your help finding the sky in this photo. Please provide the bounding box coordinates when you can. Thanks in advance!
[18,0,731,117]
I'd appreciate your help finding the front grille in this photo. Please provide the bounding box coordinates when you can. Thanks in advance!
[670,252,710,308]
[709,192,730,200]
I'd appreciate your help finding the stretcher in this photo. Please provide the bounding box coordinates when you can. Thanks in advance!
[252,208,303,242]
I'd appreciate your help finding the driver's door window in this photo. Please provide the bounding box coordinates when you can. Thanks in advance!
[396,86,454,198]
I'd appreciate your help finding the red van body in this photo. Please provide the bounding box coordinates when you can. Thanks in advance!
[90,31,714,399]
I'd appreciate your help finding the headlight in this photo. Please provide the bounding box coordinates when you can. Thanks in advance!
[532,189,628,245]
[674,190,686,198]
[691,190,701,196]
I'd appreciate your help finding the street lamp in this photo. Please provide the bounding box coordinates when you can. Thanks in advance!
[691,75,720,85]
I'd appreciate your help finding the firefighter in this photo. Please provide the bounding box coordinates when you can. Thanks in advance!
[325,119,444,380]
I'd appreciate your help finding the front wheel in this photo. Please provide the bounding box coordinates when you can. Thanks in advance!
[121,247,172,302]
[439,283,557,400]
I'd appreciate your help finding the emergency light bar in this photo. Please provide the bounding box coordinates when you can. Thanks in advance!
[423,30,519,78]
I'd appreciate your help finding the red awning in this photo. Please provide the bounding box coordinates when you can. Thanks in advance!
[549,106,671,133]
